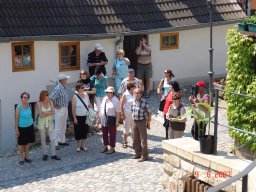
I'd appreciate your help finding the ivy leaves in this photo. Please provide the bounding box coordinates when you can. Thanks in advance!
[225,29,256,151]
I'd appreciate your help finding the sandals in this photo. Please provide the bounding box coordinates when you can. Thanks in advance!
[24,158,32,163]
[123,142,128,148]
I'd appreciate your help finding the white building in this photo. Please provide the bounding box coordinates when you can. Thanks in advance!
[0,0,245,154]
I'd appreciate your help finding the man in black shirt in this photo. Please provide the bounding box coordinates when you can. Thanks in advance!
[87,43,108,76]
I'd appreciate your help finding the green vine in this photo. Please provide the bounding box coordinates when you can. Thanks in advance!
[225,29,256,151]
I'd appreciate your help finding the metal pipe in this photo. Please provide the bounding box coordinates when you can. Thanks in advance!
[213,89,219,154]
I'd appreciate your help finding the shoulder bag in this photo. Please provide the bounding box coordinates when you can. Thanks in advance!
[75,93,96,127]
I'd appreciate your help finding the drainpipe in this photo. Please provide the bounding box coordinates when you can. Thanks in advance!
[247,0,251,16]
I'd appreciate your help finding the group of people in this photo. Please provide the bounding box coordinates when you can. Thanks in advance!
[15,40,209,165]
[157,70,210,140]
[15,49,150,165]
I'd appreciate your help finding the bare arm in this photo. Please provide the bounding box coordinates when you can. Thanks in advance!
[116,112,121,127]
[124,57,130,66]
[157,80,164,94]
[15,107,20,137]
[37,102,47,118]
[120,94,126,118]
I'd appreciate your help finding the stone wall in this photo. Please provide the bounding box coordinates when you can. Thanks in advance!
[162,138,256,192]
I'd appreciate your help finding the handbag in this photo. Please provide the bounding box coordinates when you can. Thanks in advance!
[159,79,166,112]
[104,100,116,126]
[159,98,166,112]
[75,93,96,127]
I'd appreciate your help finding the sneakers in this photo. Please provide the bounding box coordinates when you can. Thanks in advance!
[51,155,61,160]
[100,146,108,153]
[106,148,115,154]
[76,147,81,152]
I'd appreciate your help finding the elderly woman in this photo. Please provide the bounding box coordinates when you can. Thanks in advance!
[77,70,96,106]
[166,93,187,139]
[38,91,60,161]
[15,92,35,165]
[112,49,130,94]
[72,83,92,152]
[100,86,121,154]
[90,67,109,128]
[120,82,136,148]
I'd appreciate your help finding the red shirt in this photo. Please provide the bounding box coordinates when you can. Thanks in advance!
[163,92,173,115]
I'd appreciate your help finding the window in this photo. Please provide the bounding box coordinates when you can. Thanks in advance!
[12,42,34,72]
[160,33,179,50]
[59,42,80,71]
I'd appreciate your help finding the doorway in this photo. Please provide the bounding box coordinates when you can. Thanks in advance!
[123,34,148,73]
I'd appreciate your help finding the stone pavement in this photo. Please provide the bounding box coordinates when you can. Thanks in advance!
[0,91,233,192]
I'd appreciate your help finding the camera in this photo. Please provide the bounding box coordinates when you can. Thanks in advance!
[191,84,199,97]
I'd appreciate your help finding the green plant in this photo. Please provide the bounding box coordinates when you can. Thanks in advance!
[181,102,214,138]
[225,29,256,151]
[242,17,251,25]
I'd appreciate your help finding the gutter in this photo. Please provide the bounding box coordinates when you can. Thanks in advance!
[0,20,241,42]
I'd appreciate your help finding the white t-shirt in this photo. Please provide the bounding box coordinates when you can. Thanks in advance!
[75,94,89,116]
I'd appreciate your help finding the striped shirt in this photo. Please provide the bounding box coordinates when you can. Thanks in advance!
[118,77,142,95]
[49,82,69,107]
[131,98,151,120]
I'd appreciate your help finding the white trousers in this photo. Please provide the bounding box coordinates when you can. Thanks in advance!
[39,128,56,156]
[123,110,133,135]
[54,107,68,146]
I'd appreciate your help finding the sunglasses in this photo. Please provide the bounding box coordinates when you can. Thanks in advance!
[23,96,29,99]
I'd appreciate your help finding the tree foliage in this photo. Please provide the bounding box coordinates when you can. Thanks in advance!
[225,29,256,151]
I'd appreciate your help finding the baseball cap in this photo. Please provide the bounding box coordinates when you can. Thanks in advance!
[128,68,135,73]
[58,74,70,80]
[196,81,206,87]
[95,43,103,51]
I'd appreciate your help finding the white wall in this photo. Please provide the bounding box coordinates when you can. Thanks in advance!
[149,24,233,86]
[0,39,116,154]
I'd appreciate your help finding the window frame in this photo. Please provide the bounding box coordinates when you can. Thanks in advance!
[12,41,35,72]
[59,42,80,71]
[160,32,179,50]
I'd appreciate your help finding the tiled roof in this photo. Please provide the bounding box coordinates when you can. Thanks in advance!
[0,0,246,38]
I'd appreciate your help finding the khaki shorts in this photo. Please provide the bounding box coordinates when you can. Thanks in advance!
[136,63,152,79]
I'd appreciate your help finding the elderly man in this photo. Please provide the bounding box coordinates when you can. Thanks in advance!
[87,43,108,76]
[49,74,70,149]
[131,88,151,162]
[118,68,144,99]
